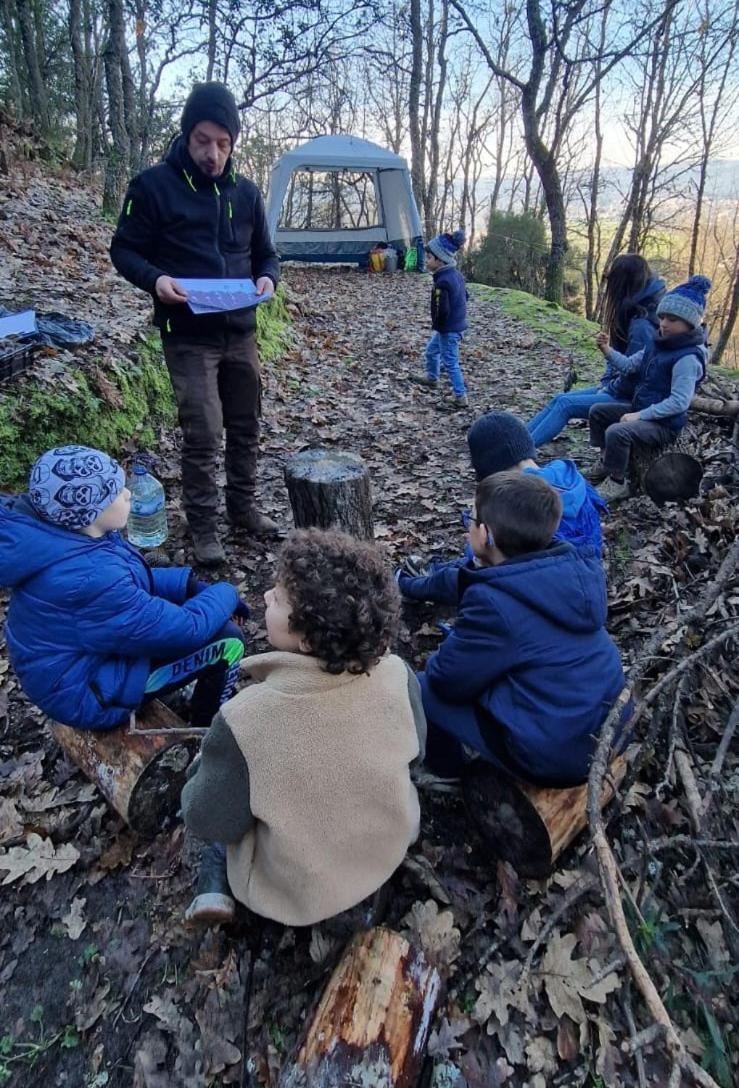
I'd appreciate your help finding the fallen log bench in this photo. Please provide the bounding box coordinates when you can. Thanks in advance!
[284,448,374,539]
[462,755,627,879]
[50,699,201,835]
[279,926,441,1088]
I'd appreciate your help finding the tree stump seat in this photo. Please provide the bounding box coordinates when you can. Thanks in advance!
[50,699,200,835]
[284,448,374,538]
[461,755,627,879]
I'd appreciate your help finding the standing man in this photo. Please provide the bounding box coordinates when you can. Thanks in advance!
[110,82,280,566]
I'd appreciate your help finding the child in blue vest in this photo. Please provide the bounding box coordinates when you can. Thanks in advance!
[396,411,605,605]
[0,445,248,731]
[589,275,710,502]
[409,229,469,409]
[418,472,628,786]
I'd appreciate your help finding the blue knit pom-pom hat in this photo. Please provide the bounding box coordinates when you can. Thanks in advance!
[28,445,125,531]
[426,229,466,266]
[657,274,711,329]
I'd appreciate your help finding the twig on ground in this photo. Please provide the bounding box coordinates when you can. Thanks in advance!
[519,873,599,981]
[620,1018,664,1057]
[702,695,739,819]
[623,986,649,1088]
[673,747,704,833]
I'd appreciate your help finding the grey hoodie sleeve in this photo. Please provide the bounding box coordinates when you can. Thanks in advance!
[604,347,644,374]
[404,662,427,764]
[181,712,254,843]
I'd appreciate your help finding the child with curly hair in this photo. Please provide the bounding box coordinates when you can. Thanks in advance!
[181,528,426,927]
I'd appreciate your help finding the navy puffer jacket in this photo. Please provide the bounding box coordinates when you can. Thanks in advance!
[0,495,238,730]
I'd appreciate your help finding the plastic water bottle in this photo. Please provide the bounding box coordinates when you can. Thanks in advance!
[127,463,168,548]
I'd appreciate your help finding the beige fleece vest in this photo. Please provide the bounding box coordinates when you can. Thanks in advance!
[222,651,420,926]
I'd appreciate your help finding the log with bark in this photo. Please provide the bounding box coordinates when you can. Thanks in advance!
[279,926,442,1088]
[462,755,627,879]
[284,449,374,539]
[628,432,702,503]
[50,699,200,835]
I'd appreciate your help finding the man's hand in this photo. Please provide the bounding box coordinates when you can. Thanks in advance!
[255,276,274,297]
[620,411,641,423]
[155,275,189,304]
[596,330,610,355]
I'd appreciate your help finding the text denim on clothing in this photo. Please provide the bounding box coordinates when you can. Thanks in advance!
[425,330,466,396]
[145,620,246,729]
[163,332,261,533]
[527,387,619,445]
[588,401,675,480]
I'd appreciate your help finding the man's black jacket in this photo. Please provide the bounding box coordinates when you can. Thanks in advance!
[110,137,280,338]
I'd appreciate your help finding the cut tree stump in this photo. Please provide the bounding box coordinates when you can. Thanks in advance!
[462,755,627,879]
[279,926,441,1088]
[643,451,704,506]
[284,449,374,539]
[50,699,200,835]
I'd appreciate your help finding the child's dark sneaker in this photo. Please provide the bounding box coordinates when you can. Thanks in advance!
[597,477,630,502]
[408,373,438,388]
[185,844,235,926]
[452,394,469,409]
[587,460,609,483]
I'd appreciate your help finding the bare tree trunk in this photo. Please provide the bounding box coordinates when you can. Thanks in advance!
[712,242,739,368]
[15,0,50,133]
[408,0,425,230]
[69,0,92,168]
[206,0,217,80]
[1,0,24,113]
[102,0,132,215]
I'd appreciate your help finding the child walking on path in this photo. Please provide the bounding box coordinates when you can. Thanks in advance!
[589,274,710,502]
[418,472,628,787]
[396,411,605,605]
[0,445,248,731]
[182,528,425,927]
[409,229,469,409]
[526,254,665,446]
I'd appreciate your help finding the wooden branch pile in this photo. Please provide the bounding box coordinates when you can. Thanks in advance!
[587,536,739,1088]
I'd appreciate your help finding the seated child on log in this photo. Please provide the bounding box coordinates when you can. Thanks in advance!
[589,275,710,503]
[396,410,605,605]
[181,528,426,927]
[0,445,248,731]
[418,472,628,787]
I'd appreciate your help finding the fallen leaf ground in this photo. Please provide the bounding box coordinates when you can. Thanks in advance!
[0,160,737,1088]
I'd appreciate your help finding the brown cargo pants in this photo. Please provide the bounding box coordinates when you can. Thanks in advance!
[163,332,261,534]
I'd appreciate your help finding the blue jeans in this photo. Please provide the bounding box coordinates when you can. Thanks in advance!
[527,387,619,445]
[425,331,466,396]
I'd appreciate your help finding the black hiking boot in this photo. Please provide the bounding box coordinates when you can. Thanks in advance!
[185,844,235,926]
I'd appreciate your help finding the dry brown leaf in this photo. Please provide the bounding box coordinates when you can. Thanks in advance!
[696,917,730,969]
[525,1034,558,1076]
[0,797,23,845]
[308,926,339,965]
[0,832,79,885]
[62,896,87,941]
[474,959,532,1030]
[537,931,619,1024]
[427,1015,471,1058]
[402,899,460,970]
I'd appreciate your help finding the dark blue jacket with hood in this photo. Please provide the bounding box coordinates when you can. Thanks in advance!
[418,543,626,784]
[601,276,665,400]
[0,495,239,730]
[397,459,605,605]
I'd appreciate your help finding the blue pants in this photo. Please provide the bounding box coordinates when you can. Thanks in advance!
[527,387,619,446]
[425,331,466,396]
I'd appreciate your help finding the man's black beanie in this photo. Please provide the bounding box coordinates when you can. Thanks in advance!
[181,82,241,145]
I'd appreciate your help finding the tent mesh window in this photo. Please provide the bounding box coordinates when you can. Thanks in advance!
[281,170,381,230]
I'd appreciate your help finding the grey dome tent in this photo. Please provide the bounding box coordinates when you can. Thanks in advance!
[266,135,423,265]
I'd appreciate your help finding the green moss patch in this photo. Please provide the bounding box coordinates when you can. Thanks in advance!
[0,288,294,489]
[469,284,603,383]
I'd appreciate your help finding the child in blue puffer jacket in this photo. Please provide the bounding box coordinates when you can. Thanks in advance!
[0,445,248,731]
[419,472,628,786]
[409,229,469,410]
[396,411,606,605]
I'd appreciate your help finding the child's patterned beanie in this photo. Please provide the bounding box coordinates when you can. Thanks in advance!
[28,445,125,530]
